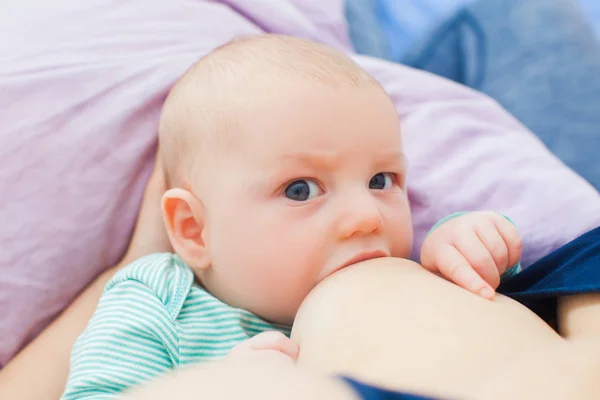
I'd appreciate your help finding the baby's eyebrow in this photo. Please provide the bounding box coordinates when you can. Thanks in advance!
[279,151,341,170]
[278,149,406,169]
[373,149,407,170]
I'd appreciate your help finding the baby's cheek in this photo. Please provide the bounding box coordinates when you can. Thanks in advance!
[388,218,413,258]
[219,208,327,321]
[259,248,322,322]
[252,275,310,325]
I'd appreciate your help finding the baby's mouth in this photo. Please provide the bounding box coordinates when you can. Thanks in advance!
[326,250,388,280]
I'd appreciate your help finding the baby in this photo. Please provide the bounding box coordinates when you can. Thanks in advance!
[62,34,521,399]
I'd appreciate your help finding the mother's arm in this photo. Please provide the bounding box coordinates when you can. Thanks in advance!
[0,156,172,400]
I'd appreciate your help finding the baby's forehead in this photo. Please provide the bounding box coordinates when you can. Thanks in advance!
[160,34,383,185]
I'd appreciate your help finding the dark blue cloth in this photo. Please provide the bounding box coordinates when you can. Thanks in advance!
[341,377,439,400]
[499,225,600,324]
[341,226,600,400]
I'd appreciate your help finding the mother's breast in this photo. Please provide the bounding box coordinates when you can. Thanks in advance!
[292,257,561,399]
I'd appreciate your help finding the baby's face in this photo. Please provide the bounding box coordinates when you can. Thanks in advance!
[195,82,412,325]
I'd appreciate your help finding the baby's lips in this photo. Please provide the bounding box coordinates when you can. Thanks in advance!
[331,250,388,277]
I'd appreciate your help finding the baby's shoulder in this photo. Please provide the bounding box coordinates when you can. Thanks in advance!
[106,253,195,319]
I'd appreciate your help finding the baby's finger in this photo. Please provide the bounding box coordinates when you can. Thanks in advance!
[454,232,501,289]
[493,218,523,269]
[436,243,495,299]
[475,222,509,275]
[247,331,299,361]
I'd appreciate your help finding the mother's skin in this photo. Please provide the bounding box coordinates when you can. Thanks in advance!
[293,257,562,399]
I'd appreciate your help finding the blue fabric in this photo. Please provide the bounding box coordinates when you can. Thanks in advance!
[342,377,439,400]
[499,225,600,324]
[375,0,472,60]
[571,0,600,39]
[345,0,600,60]
[400,0,600,191]
[346,0,390,59]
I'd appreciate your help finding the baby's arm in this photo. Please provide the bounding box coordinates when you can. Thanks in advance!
[421,211,522,299]
[61,280,176,400]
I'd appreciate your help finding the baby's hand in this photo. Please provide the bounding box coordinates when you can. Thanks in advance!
[420,212,522,300]
[228,331,299,363]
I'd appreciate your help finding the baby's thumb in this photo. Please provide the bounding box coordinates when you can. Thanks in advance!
[249,331,299,361]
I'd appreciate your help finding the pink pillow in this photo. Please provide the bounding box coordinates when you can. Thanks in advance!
[1,0,599,366]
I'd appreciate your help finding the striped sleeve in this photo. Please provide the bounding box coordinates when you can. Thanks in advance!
[61,280,179,400]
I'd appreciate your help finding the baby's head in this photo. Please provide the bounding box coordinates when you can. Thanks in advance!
[159,34,413,325]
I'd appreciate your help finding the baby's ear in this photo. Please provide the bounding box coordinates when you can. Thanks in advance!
[161,188,211,272]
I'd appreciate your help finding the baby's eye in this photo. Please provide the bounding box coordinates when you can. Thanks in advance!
[284,179,321,202]
[369,173,394,190]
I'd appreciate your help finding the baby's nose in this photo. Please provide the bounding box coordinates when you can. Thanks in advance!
[336,193,383,239]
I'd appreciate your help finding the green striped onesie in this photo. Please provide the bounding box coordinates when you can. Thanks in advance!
[61,253,290,400]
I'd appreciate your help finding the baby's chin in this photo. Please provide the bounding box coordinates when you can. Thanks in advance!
[257,311,295,328]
